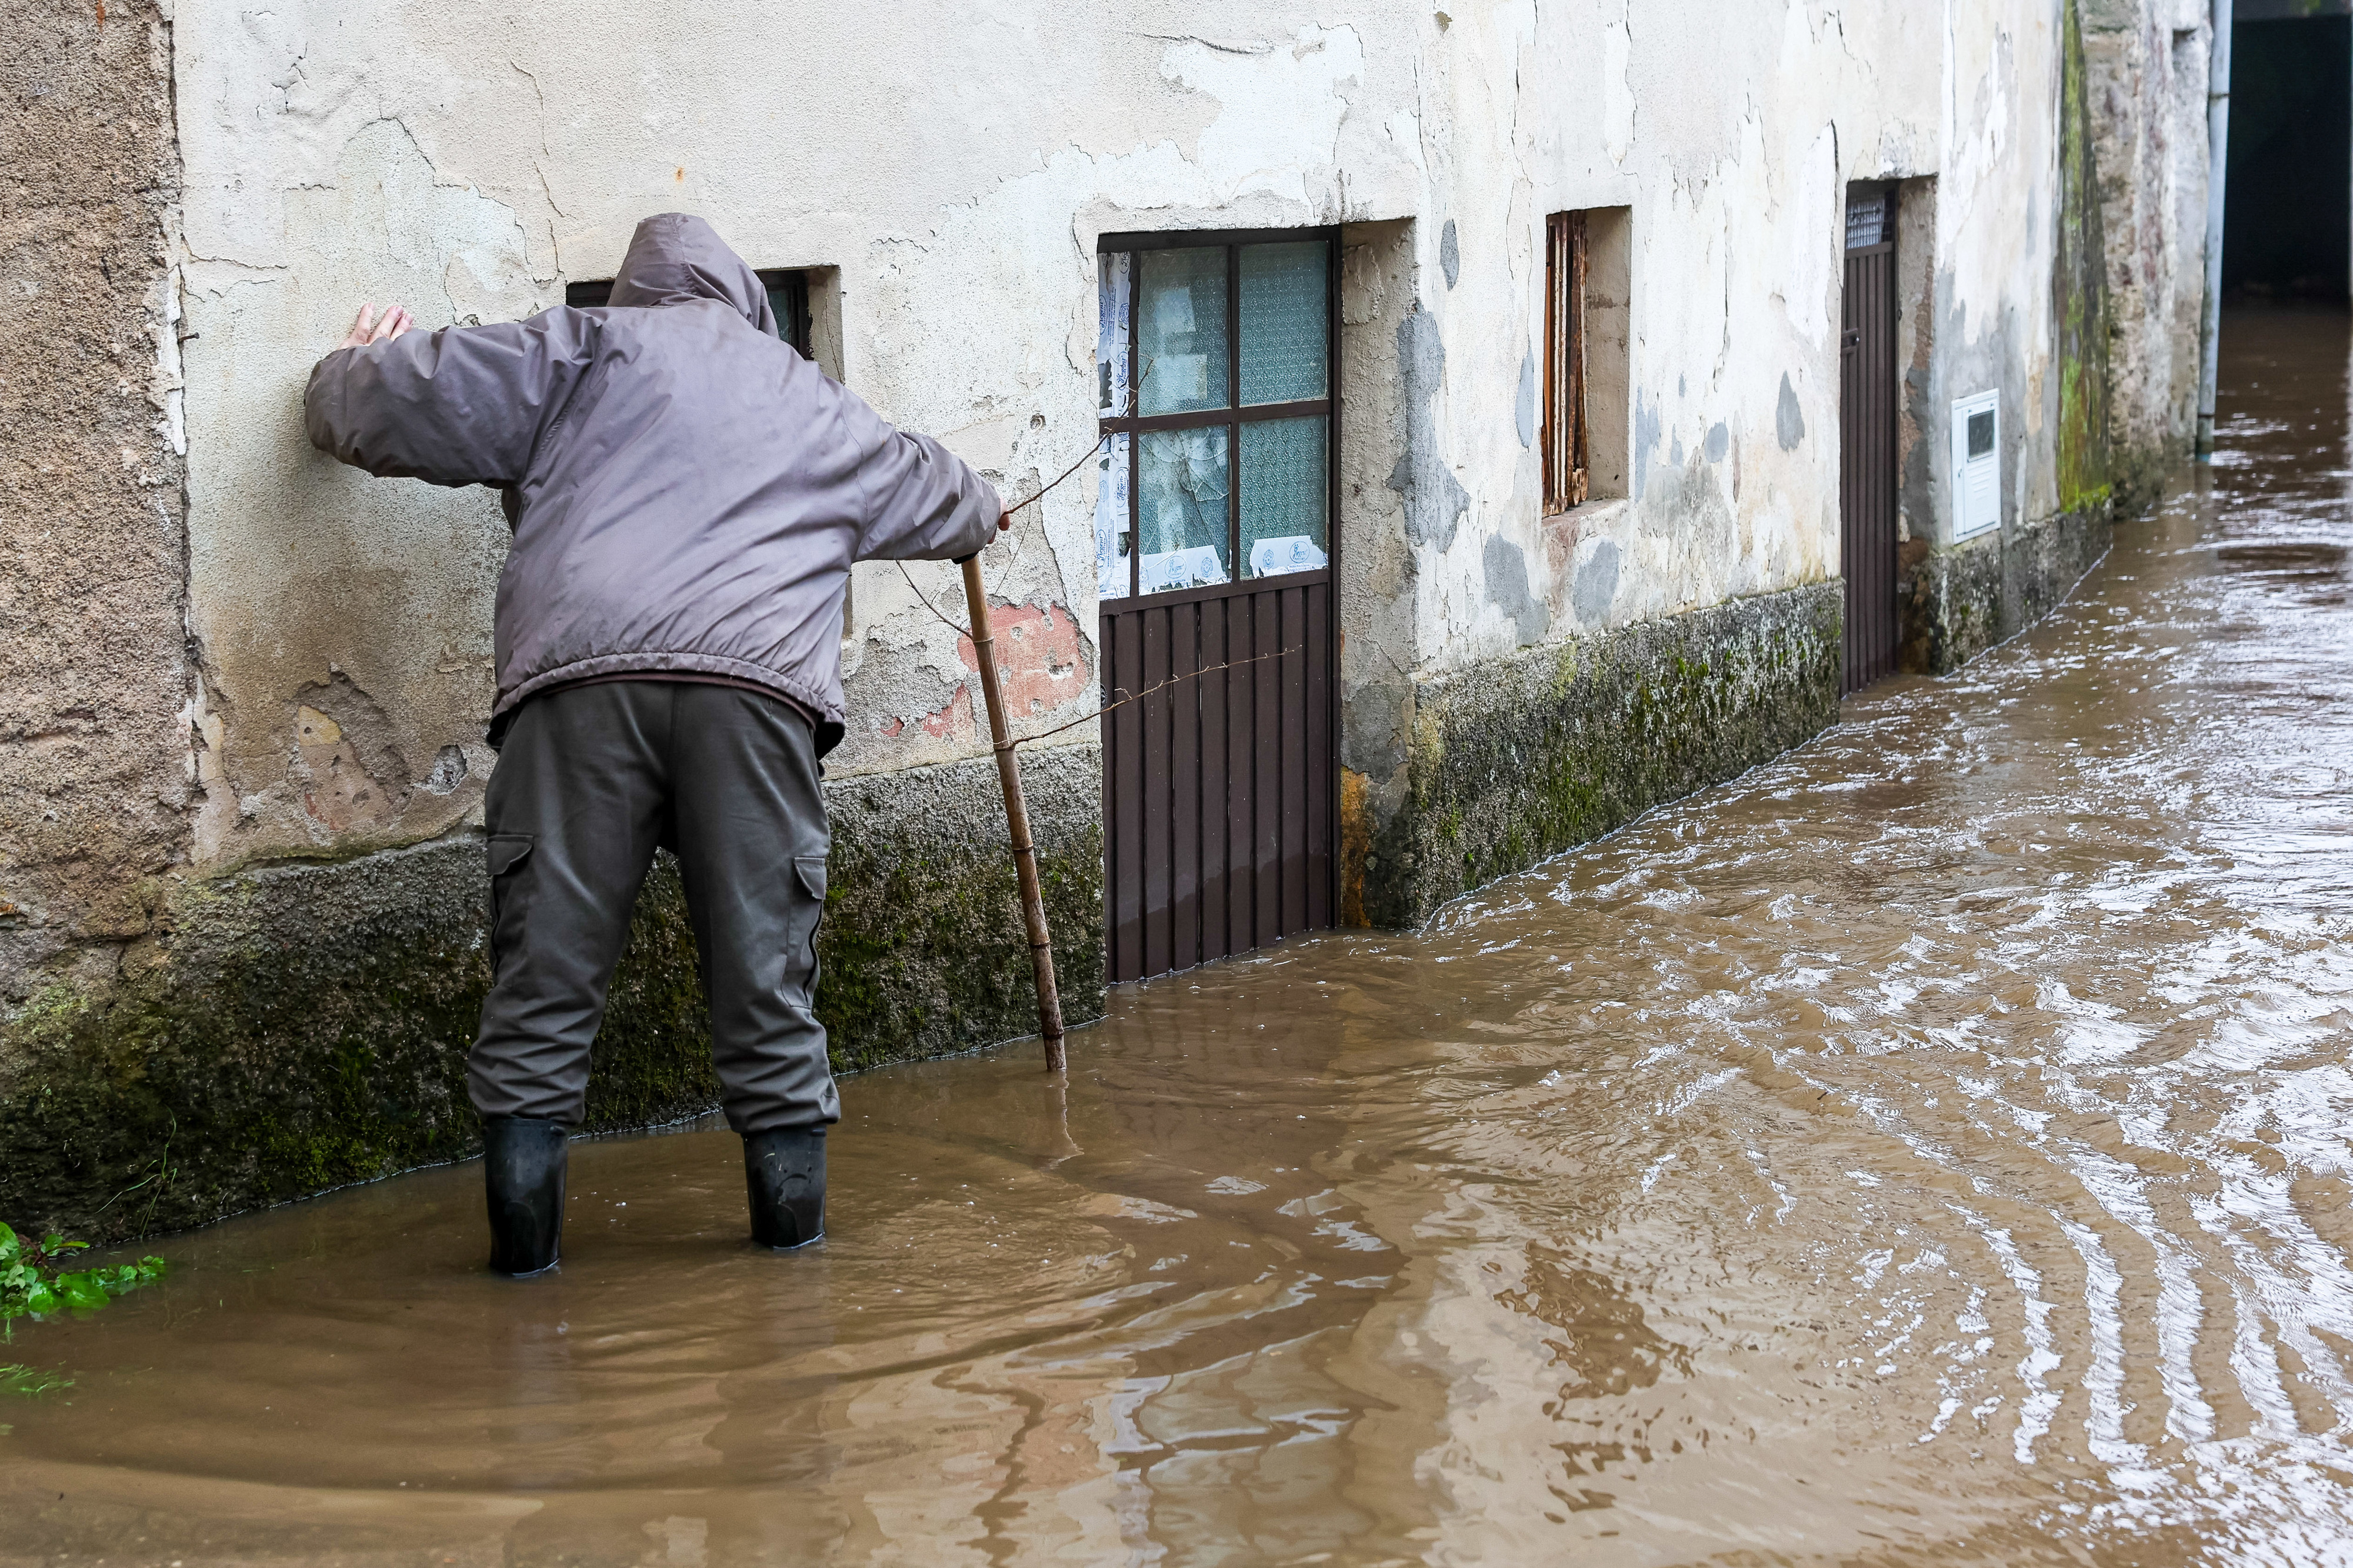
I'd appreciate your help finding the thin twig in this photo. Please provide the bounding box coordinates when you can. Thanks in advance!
[896,557,971,638]
[1002,431,1110,522]
[892,354,1158,639]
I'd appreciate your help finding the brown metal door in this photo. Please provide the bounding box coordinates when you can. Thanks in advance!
[1101,577,1332,981]
[1096,231,1339,983]
[1840,195,1899,693]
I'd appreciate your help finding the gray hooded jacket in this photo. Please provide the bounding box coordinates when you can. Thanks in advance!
[305,213,998,753]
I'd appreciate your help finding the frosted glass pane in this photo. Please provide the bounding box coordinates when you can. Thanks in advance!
[1138,427,1231,593]
[1239,242,1327,405]
[1137,249,1229,415]
[1240,416,1328,579]
[1095,431,1131,600]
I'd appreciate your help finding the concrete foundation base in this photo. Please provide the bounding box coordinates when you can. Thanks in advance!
[0,748,1104,1242]
[1352,581,1845,929]
[1898,503,2114,675]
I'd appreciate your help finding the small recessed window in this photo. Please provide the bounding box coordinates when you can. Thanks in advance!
[1541,208,1631,516]
[566,269,814,358]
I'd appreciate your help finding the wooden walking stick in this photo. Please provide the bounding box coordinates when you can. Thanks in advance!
[959,554,1067,1072]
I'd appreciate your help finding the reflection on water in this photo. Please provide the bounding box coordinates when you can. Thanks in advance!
[6,306,2352,1564]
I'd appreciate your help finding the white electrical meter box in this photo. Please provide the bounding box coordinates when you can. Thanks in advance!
[1950,391,2000,540]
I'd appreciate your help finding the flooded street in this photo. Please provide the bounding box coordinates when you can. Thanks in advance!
[6,305,2352,1566]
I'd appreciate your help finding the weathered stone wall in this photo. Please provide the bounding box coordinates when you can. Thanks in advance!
[1894,0,2152,675]
[1897,506,2116,676]
[0,751,1103,1242]
[2084,0,2215,504]
[1357,583,1842,928]
[0,0,190,1009]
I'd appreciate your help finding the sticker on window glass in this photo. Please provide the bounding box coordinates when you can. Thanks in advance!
[1248,535,1329,578]
[1095,432,1131,601]
[1139,546,1228,593]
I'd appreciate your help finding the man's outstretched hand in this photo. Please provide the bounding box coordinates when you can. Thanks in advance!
[338,303,413,351]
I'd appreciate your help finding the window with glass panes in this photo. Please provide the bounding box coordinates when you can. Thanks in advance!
[1095,235,1336,600]
[1092,230,1338,984]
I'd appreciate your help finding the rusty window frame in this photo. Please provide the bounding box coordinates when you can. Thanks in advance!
[1542,211,1590,515]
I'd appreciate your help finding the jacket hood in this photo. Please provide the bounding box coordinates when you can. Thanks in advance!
[606,212,776,333]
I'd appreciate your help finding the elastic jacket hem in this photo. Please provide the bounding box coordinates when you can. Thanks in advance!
[490,653,845,755]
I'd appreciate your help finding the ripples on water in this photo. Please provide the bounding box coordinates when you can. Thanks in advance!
[5,308,2351,1565]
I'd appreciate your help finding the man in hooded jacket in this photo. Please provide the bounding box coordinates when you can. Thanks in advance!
[305,213,1002,1275]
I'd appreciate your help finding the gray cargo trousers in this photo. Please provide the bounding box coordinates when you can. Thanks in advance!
[470,680,838,1133]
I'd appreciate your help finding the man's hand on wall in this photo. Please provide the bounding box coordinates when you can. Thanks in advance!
[338,303,413,352]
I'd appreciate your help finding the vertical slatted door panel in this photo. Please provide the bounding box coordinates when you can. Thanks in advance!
[1197,593,1229,965]
[1169,600,1201,974]
[1099,578,1337,982]
[1839,253,1864,693]
[1251,589,1284,952]
[1859,250,1898,685]
[1278,584,1310,937]
[1139,606,1173,978]
[1106,609,1146,981]
[1839,243,1899,693]
[1224,598,1257,964]
[1303,579,1333,930]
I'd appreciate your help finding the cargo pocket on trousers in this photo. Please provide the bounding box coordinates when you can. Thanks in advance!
[487,834,535,975]
[792,855,828,978]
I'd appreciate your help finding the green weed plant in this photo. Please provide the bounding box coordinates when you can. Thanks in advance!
[0,1222,165,1338]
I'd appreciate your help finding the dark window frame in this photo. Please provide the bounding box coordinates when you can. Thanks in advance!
[565,268,814,358]
[1543,211,1590,515]
[1096,228,1342,600]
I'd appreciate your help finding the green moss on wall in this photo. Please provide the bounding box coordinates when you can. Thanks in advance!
[2056,0,2115,516]
[1897,503,2114,676]
[0,749,1106,1243]
[1360,583,1844,928]
[818,748,1106,1073]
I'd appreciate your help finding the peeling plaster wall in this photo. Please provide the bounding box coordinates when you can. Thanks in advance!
[159,0,2107,867]
[1338,0,2105,913]
[167,2,1425,848]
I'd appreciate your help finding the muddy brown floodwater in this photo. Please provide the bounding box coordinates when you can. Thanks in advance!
[7,306,2353,1566]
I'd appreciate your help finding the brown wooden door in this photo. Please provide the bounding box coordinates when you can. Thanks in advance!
[1840,197,1899,693]
[1095,231,1339,983]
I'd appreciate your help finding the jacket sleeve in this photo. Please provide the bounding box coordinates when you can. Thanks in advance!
[834,383,1001,563]
[304,309,598,489]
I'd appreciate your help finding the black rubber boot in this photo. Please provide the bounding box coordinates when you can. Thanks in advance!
[744,1127,825,1249]
[484,1116,568,1277]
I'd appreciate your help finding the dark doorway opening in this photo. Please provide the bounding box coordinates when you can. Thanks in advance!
[2227,14,2351,302]
[1840,184,1900,695]
[1094,230,1340,983]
